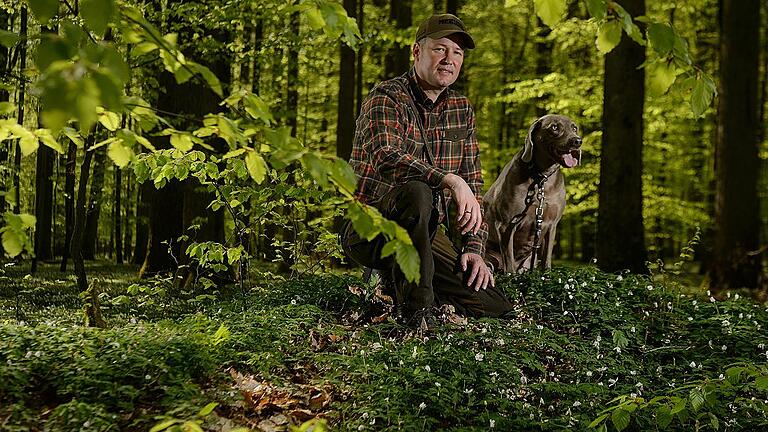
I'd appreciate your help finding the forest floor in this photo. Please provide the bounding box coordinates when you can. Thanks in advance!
[1,260,767,431]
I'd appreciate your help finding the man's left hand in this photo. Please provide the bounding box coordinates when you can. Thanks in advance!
[460,253,495,291]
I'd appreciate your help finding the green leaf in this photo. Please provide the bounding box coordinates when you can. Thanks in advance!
[725,366,744,384]
[330,157,357,196]
[107,141,133,168]
[27,0,59,24]
[347,202,376,241]
[534,0,566,28]
[394,241,420,283]
[691,77,714,117]
[0,102,14,116]
[0,29,20,48]
[305,7,325,30]
[170,133,194,152]
[223,148,247,159]
[243,94,275,125]
[302,152,329,187]
[708,413,719,431]
[647,23,676,56]
[80,0,115,35]
[670,397,687,415]
[754,375,768,391]
[192,63,223,97]
[689,389,705,412]
[149,419,180,432]
[596,20,622,54]
[612,329,629,349]
[34,129,64,154]
[611,409,631,432]
[132,41,158,57]
[197,402,218,417]
[647,61,679,97]
[18,214,36,229]
[16,127,39,156]
[586,0,607,19]
[2,229,23,258]
[61,127,84,147]
[588,413,609,428]
[181,421,204,432]
[245,151,267,184]
[226,247,242,265]
[656,405,673,429]
[97,108,121,131]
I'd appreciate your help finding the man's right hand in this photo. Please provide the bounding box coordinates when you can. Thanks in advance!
[441,173,481,235]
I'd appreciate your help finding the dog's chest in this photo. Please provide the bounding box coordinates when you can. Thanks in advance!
[511,185,564,256]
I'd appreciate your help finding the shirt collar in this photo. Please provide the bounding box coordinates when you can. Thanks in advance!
[407,67,448,110]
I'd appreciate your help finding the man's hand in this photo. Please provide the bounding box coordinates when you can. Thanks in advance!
[460,253,495,291]
[441,173,481,235]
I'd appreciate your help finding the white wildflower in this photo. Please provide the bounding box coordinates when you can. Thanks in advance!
[419,402,426,410]
[490,419,496,428]
[424,365,431,372]
[690,361,697,368]
[475,353,484,361]
[585,371,593,377]
[616,275,623,281]
[573,401,581,407]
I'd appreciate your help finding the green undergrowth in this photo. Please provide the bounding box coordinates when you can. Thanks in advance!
[1,262,767,431]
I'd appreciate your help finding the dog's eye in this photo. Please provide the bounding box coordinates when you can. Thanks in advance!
[550,124,559,132]
[572,125,578,132]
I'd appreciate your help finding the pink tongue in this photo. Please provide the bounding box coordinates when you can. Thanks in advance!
[562,153,578,168]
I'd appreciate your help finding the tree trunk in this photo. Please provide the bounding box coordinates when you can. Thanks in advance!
[31,140,55,269]
[72,145,105,327]
[337,0,357,161]
[60,141,78,271]
[83,147,107,259]
[385,0,412,78]
[139,179,184,277]
[355,0,365,118]
[132,181,150,266]
[433,0,443,13]
[13,7,27,215]
[114,167,123,263]
[0,10,10,213]
[596,0,648,274]
[535,17,553,117]
[446,0,459,14]
[710,0,762,291]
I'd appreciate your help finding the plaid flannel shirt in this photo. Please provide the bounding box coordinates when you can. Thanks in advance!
[349,68,488,256]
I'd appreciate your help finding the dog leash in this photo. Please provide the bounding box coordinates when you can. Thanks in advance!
[529,164,558,271]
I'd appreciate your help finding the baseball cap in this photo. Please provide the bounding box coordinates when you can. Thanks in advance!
[415,14,475,49]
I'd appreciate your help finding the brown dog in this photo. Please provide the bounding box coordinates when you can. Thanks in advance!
[483,114,582,273]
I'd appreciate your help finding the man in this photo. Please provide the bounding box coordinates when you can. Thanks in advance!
[342,14,514,328]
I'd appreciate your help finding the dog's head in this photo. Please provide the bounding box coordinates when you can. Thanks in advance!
[522,114,582,168]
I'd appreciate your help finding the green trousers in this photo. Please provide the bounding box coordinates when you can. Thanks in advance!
[342,181,514,318]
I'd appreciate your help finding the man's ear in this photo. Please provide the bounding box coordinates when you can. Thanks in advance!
[522,116,545,163]
[412,42,421,61]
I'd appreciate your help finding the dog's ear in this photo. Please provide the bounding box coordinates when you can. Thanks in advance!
[522,117,544,163]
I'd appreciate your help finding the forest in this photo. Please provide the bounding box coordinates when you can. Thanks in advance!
[0,0,766,430]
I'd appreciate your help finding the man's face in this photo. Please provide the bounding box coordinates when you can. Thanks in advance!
[413,35,465,91]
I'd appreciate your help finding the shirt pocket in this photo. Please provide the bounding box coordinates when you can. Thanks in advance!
[439,127,467,170]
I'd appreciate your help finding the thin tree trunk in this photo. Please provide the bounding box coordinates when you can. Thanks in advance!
[83,147,107,259]
[337,0,357,161]
[711,0,762,292]
[72,146,105,327]
[355,0,364,118]
[132,182,150,266]
[596,0,648,274]
[385,0,412,78]
[60,141,77,271]
[115,168,123,263]
[0,10,11,213]
[433,0,443,13]
[13,7,27,215]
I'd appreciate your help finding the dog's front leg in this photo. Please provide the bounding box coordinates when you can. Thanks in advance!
[497,222,517,274]
[541,223,559,270]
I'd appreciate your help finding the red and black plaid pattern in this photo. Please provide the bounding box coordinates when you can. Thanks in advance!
[349,68,487,256]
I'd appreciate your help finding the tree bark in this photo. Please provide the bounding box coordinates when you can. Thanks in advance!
[337,0,357,161]
[355,0,365,118]
[31,140,55,269]
[60,141,78,271]
[72,144,105,327]
[114,168,123,263]
[0,10,10,213]
[596,0,648,274]
[13,7,27,215]
[710,0,762,291]
[132,181,150,266]
[385,0,412,78]
[83,147,107,259]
